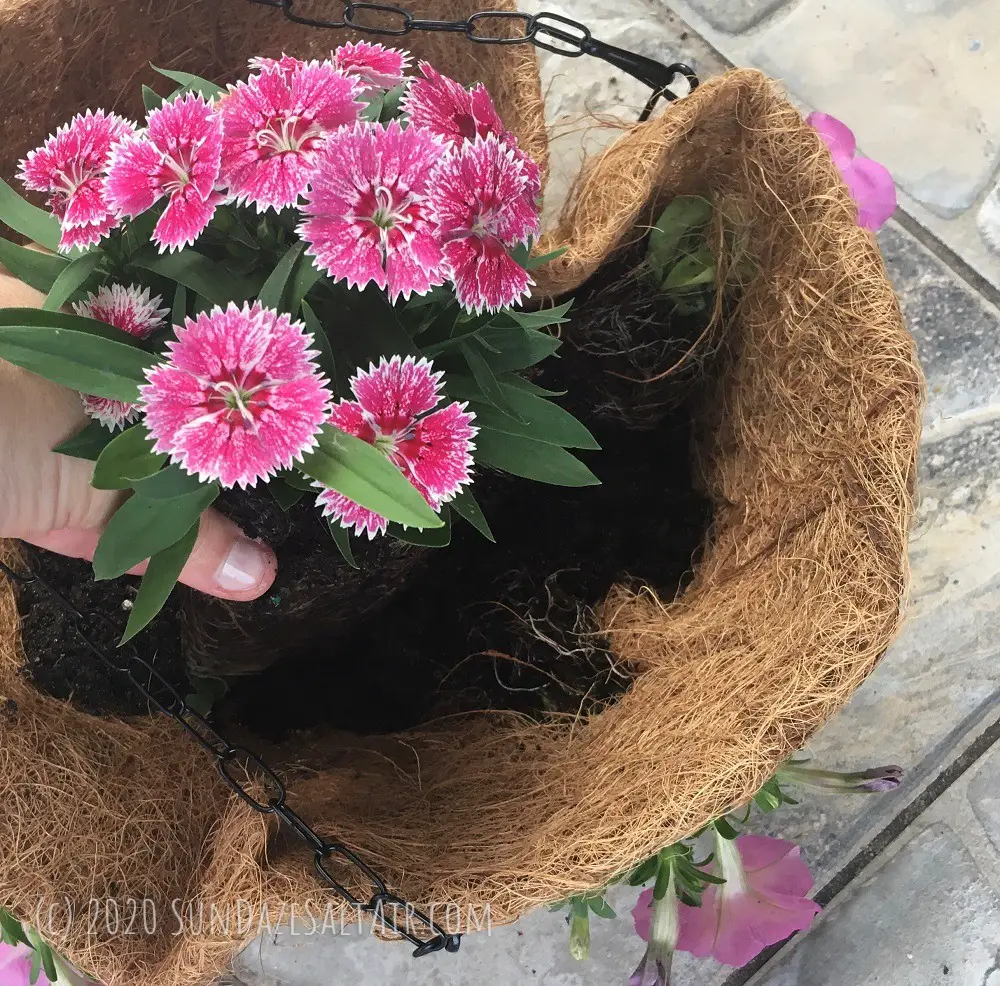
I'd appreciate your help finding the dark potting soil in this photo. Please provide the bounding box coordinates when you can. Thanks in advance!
[15,257,715,732]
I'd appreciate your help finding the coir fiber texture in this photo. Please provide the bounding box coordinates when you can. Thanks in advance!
[0,3,922,984]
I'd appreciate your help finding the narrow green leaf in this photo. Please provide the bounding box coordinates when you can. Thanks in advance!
[335,283,421,361]
[274,467,318,492]
[37,941,58,984]
[150,63,224,99]
[626,856,659,886]
[647,195,713,273]
[380,83,406,121]
[0,176,61,251]
[120,522,198,643]
[142,84,165,111]
[269,479,305,512]
[359,94,385,122]
[474,431,600,487]
[43,249,104,310]
[664,252,716,291]
[257,240,306,310]
[0,237,68,292]
[506,300,572,330]
[299,424,442,530]
[402,285,454,310]
[0,911,29,947]
[131,463,205,499]
[388,509,452,547]
[171,282,187,327]
[475,326,561,371]
[652,859,673,901]
[28,946,41,985]
[92,424,166,490]
[93,484,219,580]
[300,300,337,387]
[446,376,599,449]
[713,817,740,841]
[0,308,153,401]
[524,245,569,270]
[449,489,494,542]
[327,519,359,569]
[288,251,324,313]
[130,246,257,305]
[459,340,521,420]
[52,419,115,460]
[502,374,567,398]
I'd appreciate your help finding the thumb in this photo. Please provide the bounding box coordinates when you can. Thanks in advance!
[172,507,277,600]
[24,507,277,601]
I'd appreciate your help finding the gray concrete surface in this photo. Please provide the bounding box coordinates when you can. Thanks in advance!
[227,2,1000,984]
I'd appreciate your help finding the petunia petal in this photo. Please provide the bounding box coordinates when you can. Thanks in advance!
[843,156,897,231]
[710,890,820,967]
[807,111,856,169]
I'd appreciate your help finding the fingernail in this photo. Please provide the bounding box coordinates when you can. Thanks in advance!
[215,537,270,593]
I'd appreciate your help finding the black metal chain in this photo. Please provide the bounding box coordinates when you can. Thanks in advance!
[0,556,461,958]
[243,0,699,121]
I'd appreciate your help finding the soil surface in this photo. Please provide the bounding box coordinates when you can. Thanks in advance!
[16,258,716,732]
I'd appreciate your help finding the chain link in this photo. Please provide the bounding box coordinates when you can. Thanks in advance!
[244,0,699,120]
[0,557,461,958]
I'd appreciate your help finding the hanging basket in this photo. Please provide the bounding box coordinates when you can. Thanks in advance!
[0,2,922,985]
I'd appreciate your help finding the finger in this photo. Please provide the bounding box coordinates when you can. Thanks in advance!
[23,509,277,602]
[174,508,276,601]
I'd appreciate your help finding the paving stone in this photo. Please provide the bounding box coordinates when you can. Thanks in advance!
[680,0,791,33]
[978,182,1000,255]
[968,744,1000,858]
[878,223,1000,437]
[756,825,1000,985]
[745,0,1000,220]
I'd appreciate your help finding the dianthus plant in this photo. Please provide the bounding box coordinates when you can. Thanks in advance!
[0,53,598,643]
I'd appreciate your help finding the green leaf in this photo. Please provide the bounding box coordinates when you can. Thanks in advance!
[588,896,616,920]
[185,676,228,717]
[0,910,29,947]
[92,484,219,580]
[52,419,115,460]
[131,464,205,499]
[663,249,716,291]
[713,816,740,841]
[475,326,561,371]
[257,240,306,310]
[336,284,422,362]
[142,84,165,111]
[0,176,61,251]
[171,282,187,327]
[0,237,68,292]
[92,424,166,490]
[150,63,224,99]
[524,244,569,270]
[360,93,385,122]
[502,374,567,398]
[652,859,673,901]
[0,308,154,401]
[274,468,318,492]
[449,489,494,542]
[474,431,600,487]
[446,376,599,449]
[506,300,572,330]
[269,479,305,512]
[28,946,41,985]
[120,521,198,643]
[299,424,442,530]
[25,928,58,984]
[327,519,359,569]
[300,300,337,387]
[288,251,324,313]
[388,509,452,546]
[459,340,521,420]
[626,856,659,886]
[42,248,104,310]
[130,246,258,305]
[647,195,713,274]
[380,83,406,121]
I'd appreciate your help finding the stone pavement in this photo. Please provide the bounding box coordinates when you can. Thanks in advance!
[227,2,1000,984]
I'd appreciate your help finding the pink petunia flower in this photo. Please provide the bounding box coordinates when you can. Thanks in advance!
[218,60,362,212]
[0,941,51,986]
[72,284,169,430]
[333,41,410,97]
[429,133,540,313]
[104,93,224,252]
[630,873,679,986]
[675,833,821,966]
[140,302,332,488]
[317,356,477,538]
[807,111,896,232]
[299,120,448,302]
[18,109,135,251]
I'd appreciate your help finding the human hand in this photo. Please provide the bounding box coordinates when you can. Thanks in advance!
[0,273,276,600]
